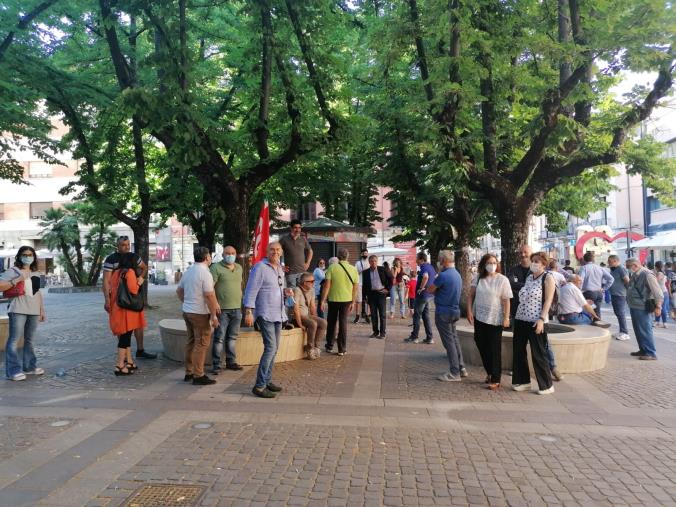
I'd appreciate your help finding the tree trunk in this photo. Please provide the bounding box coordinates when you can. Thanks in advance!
[86,224,106,285]
[453,239,472,317]
[498,204,532,272]
[58,239,81,286]
[133,219,150,304]
[221,187,252,278]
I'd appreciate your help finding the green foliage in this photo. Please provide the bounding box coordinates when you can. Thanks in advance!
[623,135,676,207]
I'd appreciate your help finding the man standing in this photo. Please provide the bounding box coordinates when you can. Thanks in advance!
[626,258,664,360]
[427,250,465,381]
[279,219,313,288]
[102,236,156,359]
[321,248,358,356]
[405,252,436,344]
[362,255,393,339]
[562,259,575,274]
[353,248,371,324]
[176,247,220,386]
[210,245,244,374]
[507,245,532,321]
[578,251,614,319]
[607,254,631,340]
[244,242,289,398]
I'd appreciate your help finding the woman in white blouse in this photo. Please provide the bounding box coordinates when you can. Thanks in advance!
[467,254,512,390]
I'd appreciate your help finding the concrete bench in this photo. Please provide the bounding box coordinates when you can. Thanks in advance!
[159,318,306,366]
[456,320,610,373]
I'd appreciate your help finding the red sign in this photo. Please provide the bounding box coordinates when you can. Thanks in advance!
[575,231,648,263]
[252,201,270,264]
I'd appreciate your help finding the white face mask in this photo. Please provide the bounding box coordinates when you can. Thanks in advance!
[530,262,543,274]
[485,264,497,273]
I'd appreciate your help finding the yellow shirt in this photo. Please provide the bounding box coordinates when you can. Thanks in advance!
[325,261,358,302]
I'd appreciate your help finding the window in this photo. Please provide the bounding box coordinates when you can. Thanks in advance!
[293,202,317,222]
[28,162,53,178]
[30,202,52,220]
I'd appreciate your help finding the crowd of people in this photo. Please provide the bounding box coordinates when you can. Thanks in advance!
[2,221,674,396]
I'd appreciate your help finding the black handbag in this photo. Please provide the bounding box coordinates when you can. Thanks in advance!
[117,269,144,311]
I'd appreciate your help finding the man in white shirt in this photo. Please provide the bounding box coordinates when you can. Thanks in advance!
[557,275,608,327]
[353,248,371,324]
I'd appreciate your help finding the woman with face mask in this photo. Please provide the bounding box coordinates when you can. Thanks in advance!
[511,251,557,395]
[467,254,512,390]
[0,246,47,381]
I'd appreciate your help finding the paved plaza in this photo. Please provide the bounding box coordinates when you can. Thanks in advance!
[1,286,676,506]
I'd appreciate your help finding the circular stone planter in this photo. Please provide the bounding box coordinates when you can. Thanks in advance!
[457,319,611,373]
[0,315,24,352]
[159,318,306,367]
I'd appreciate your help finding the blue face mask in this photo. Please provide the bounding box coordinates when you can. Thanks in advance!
[224,255,236,265]
[21,256,34,266]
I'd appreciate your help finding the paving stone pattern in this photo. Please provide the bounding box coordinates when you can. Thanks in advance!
[0,416,73,461]
[94,421,676,507]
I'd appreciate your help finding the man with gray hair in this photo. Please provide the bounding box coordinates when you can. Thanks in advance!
[427,250,465,381]
[608,254,630,340]
[320,248,358,355]
[625,258,663,360]
[292,272,327,359]
[557,275,606,326]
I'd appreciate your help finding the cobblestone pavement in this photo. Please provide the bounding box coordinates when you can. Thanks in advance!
[2,288,676,506]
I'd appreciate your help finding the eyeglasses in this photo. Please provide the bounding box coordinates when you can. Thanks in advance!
[119,235,129,241]
[277,275,283,287]
[305,279,315,283]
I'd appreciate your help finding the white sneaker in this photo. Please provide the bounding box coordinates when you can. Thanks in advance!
[11,372,26,381]
[618,333,631,341]
[537,386,555,395]
[512,383,531,392]
[460,367,468,378]
[25,368,44,375]
[437,372,461,382]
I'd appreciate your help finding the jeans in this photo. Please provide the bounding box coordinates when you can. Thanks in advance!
[255,317,282,388]
[512,319,552,391]
[629,307,656,357]
[212,309,242,368]
[389,285,407,316]
[557,312,593,325]
[315,296,325,319]
[610,295,629,334]
[545,337,556,370]
[368,291,387,335]
[435,312,463,376]
[655,292,669,324]
[474,319,503,383]
[583,290,604,318]
[5,313,38,378]
[285,273,303,288]
[326,301,351,353]
[409,297,433,341]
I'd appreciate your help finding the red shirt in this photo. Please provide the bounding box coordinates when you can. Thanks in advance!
[408,278,417,299]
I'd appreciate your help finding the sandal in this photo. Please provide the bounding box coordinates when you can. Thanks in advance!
[114,365,133,376]
[487,383,500,391]
[126,362,138,372]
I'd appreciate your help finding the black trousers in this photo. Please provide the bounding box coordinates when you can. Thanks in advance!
[368,291,387,335]
[118,330,133,349]
[512,319,552,390]
[326,301,351,353]
[474,320,503,383]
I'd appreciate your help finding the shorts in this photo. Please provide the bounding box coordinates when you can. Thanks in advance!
[356,284,362,303]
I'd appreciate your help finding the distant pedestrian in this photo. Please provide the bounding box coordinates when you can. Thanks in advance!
[177,247,220,386]
[293,272,327,359]
[407,270,417,318]
[244,242,289,397]
[1,246,47,381]
[578,252,614,319]
[321,248,359,356]
[512,251,557,395]
[353,248,371,324]
[279,219,313,288]
[209,246,244,374]
[562,259,575,274]
[362,255,393,339]
[607,255,631,340]
[427,250,465,382]
[466,253,512,390]
[313,259,327,318]
[389,258,407,319]
[405,253,436,344]
[653,261,670,328]
[107,252,146,377]
[626,258,664,360]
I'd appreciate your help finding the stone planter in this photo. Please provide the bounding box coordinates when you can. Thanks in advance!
[457,320,610,373]
[0,315,24,352]
[159,318,306,366]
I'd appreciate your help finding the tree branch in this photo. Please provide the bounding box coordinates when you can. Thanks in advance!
[98,0,133,89]
[407,0,434,103]
[254,0,273,161]
[0,0,61,61]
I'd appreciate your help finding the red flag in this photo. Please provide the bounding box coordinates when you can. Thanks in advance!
[252,201,270,264]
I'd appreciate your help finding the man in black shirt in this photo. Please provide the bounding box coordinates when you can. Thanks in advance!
[506,245,532,319]
[102,236,156,359]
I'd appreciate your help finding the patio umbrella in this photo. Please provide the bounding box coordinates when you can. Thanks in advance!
[629,231,676,249]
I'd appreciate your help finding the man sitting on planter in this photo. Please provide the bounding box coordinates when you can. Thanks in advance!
[557,275,610,328]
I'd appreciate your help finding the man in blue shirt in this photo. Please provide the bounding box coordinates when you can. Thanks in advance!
[405,252,437,344]
[427,250,465,381]
[578,251,614,318]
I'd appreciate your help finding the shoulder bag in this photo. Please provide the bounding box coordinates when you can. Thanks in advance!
[117,269,144,311]
[2,267,25,298]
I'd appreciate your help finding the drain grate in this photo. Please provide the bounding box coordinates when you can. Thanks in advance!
[121,483,206,507]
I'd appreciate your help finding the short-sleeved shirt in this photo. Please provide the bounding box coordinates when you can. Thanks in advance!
[431,267,462,316]
[609,266,629,297]
[178,263,215,314]
[1,267,42,315]
[293,286,314,317]
[558,283,588,315]
[103,251,143,272]
[325,261,358,303]
[210,261,243,309]
[279,234,312,274]
[471,274,513,326]
[417,263,436,300]
[354,259,369,286]
[515,273,547,323]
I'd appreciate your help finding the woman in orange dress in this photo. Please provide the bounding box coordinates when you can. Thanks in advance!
[108,253,147,376]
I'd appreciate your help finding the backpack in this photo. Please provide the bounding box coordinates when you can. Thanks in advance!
[541,272,559,319]
[117,269,144,311]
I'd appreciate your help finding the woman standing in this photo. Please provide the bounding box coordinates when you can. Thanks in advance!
[107,253,146,375]
[389,258,406,319]
[0,246,46,381]
[313,259,327,318]
[654,261,670,328]
[512,251,556,395]
[466,254,512,390]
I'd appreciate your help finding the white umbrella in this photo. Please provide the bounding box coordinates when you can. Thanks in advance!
[630,231,676,249]
[367,246,409,256]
